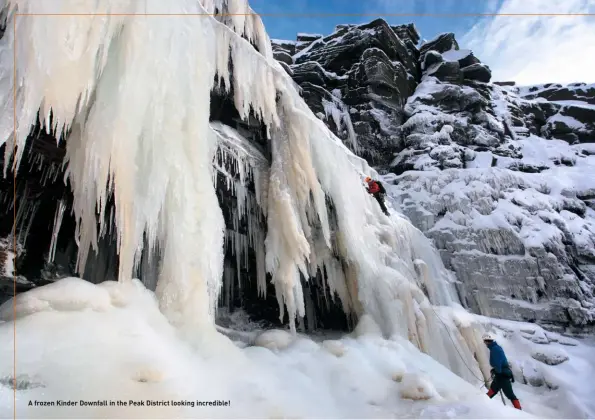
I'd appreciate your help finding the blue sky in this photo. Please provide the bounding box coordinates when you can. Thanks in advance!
[249,0,501,45]
[248,0,595,85]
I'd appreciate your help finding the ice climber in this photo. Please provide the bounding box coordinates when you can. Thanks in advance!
[483,333,522,410]
[364,176,389,216]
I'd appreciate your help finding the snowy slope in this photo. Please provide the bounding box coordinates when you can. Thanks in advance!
[2,278,594,418]
[0,278,534,418]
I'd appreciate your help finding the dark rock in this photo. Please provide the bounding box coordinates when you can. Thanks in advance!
[457,52,481,69]
[294,19,419,82]
[420,33,459,56]
[278,61,294,77]
[270,40,296,56]
[273,50,293,66]
[462,63,492,83]
[286,19,420,166]
[524,84,595,105]
[428,61,463,84]
[494,81,516,86]
[391,23,421,45]
[292,61,333,87]
[422,50,443,70]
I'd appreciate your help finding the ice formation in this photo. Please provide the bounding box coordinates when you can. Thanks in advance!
[0,0,496,395]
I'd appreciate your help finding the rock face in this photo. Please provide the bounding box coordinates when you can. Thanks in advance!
[272,23,595,332]
[272,19,421,167]
[385,49,595,330]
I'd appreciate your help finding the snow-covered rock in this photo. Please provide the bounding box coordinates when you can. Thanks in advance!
[531,347,569,366]
[0,4,593,419]
[273,19,420,167]
[384,70,595,329]
[400,373,440,400]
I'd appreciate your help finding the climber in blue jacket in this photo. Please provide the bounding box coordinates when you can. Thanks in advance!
[483,333,522,410]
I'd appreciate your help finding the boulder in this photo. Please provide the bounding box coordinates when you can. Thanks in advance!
[420,32,460,56]
[428,61,463,84]
[273,50,293,66]
[462,63,492,83]
[531,348,569,365]
[422,50,443,70]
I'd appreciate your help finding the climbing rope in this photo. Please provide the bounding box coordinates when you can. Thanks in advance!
[427,305,488,387]
[428,306,510,407]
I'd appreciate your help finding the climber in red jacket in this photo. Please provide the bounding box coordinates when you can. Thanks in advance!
[365,176,389,215]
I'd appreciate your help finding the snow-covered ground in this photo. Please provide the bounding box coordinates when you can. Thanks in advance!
[0,278,556,419]
[473,315,595,419]
[0,278,593,418]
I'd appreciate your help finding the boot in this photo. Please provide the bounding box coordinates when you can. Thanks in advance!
[487,389,496,398]
[512,399,522,410]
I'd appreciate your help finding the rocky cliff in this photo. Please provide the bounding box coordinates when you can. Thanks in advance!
[272,20,595,332]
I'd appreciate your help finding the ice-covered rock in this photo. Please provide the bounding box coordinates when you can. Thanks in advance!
[254,329,296,351]
[400,373,440,400]
[531,347,569,366]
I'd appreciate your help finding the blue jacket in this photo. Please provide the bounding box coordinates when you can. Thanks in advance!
[487,341,510,374]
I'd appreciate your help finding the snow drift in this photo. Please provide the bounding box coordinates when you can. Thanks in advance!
[0,277,532,419]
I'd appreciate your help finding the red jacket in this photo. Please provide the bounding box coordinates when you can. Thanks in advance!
[367,180,380,194]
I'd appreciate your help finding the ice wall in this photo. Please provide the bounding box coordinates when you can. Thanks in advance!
[0,0,488,382]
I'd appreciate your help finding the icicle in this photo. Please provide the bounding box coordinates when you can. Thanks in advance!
[47,199,66,264]
[321,96,359,153]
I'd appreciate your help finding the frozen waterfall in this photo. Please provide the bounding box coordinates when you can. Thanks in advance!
[0,0,490,386]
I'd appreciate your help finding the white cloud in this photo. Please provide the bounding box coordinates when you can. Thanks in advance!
[461,0,595,85]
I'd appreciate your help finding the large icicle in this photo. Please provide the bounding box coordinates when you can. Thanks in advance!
[1,0,247,338]
[211,122,269,299]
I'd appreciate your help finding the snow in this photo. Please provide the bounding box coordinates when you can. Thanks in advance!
[0,278,533,419]
[292,38,325,61]
[547,113,587,130]
[1,248,14,279]
[442,48,472,62]
[516,83,595,98]
[297,32,323,38]
[3,279,594,418]
[321,95,358,151]
[389,163,595,258]
[271,38,297,45]
[466,151,494,169]
[531,347,569,366]
[551,100,595,110]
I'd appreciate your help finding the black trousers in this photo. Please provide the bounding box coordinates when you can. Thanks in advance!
[488,374,518,401]
[373,193,388,214]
